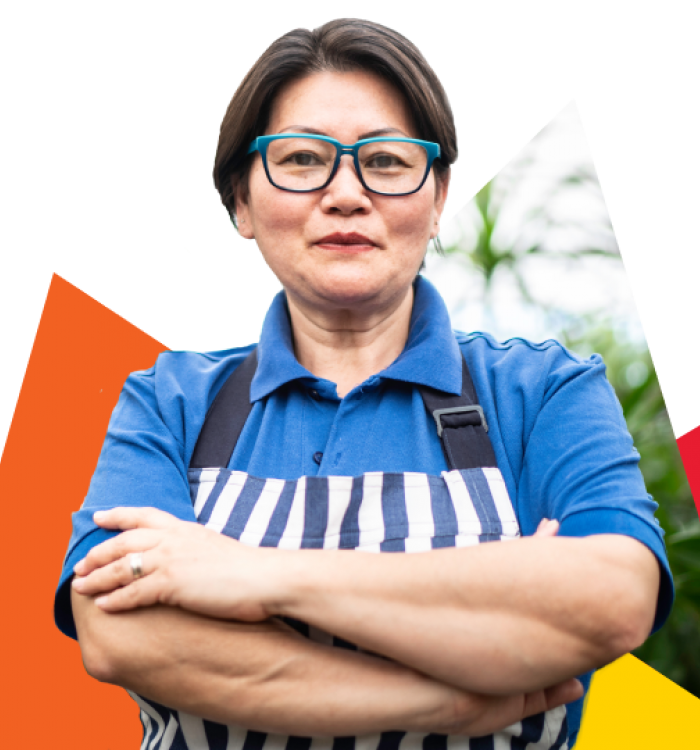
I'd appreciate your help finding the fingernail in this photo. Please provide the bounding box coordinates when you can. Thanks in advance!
[72,576,84,590]
[94,511,106,521]
[547,519,559,529]
[73,560,85,574]
[95,595,109,608]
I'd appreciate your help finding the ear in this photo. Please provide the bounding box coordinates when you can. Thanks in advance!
[233,176,255,240]
[430,169,451,239]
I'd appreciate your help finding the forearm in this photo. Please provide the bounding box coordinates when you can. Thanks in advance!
[72,588,463,736]
[273,534,660,694]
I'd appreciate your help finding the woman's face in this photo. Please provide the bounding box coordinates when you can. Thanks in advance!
[236,70,449,316]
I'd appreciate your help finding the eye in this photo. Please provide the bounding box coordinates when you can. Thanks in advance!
[365,153,403,169]
[283,151,326,167]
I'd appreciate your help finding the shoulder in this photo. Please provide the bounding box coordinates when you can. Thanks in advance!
[455,329,597,366]
[454,330,623,455]
[145,344,256,397]
[117,344,257,456]
[456,330,608,397]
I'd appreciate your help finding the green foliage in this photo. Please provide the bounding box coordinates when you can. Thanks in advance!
[443,167,620,313]
[443,165,700,696]
[560,322,700,696]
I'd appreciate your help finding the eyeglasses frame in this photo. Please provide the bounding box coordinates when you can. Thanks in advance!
[246,134,441,196]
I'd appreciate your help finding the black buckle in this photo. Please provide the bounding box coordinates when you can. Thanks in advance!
[432,405,489,437]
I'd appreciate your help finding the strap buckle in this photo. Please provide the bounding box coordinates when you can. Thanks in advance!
[432,405,489,437]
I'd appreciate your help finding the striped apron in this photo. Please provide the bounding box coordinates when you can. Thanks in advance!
[128,352,571,749]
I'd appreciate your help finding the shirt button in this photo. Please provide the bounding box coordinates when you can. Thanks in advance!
[309,389,321,400]
[313,452,323,465]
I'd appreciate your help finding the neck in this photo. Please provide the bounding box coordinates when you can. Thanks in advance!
[286,285,414,398]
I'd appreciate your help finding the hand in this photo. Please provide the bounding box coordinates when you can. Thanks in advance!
[419,675,583,737]
[71,507,283,621]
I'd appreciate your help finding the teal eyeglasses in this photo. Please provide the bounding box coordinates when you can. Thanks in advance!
[246,134,441,196]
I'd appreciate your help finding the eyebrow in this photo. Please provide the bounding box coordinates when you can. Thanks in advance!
[278,126,409,139]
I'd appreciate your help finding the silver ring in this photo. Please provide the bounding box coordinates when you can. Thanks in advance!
[129,552,144,580]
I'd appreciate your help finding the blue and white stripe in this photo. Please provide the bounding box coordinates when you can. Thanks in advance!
[133,468,568,750]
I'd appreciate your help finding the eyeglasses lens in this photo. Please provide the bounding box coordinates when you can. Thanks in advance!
[266,138,428,194]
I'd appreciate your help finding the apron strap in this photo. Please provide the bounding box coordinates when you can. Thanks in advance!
[188,349,497,472]
[417,357,497,471]
[189,349,257,470]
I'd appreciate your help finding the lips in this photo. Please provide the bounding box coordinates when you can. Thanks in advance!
[315,232,377,248]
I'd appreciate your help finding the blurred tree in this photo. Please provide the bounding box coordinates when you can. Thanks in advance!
[438,158,700,695]
[445,167,619,287]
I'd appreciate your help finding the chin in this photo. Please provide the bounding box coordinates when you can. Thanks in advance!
[312,273,412,310]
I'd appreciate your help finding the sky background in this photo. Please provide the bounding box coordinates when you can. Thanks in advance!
[423,99,646,345]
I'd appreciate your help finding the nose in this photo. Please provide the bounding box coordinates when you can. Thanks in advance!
[320,154,372,215]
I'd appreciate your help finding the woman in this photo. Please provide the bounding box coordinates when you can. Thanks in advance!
[57,18,672,750]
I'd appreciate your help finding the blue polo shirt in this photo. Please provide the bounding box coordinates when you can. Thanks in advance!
[55,276,673,745]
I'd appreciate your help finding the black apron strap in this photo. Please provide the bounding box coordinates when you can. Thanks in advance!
[189,348,496,472]
[417,357,497,470]
[188,349,258,470]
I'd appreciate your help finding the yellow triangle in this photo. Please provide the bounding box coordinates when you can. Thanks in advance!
[576,654,700,747]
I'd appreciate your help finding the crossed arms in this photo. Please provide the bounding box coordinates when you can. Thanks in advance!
[71,508,660,736]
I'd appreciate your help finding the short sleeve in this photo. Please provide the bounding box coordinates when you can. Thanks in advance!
[518,347,674,633]
[54,361,198,639]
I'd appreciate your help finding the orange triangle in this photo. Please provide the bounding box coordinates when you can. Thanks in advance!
[0,274,166,747]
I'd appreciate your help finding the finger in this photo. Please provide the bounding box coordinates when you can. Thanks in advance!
[73,550,155,597]
[94,573,163,612]
[543,678,583,709]
[74,528,161,575]
[453,675,583,737]
[521,678,583,719]
[93,506,180,532]
[533,519,559,538]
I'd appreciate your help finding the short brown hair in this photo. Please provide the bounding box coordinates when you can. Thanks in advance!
[213,18,457,222]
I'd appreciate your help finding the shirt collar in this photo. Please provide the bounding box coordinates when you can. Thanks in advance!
[251,276,463,402]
